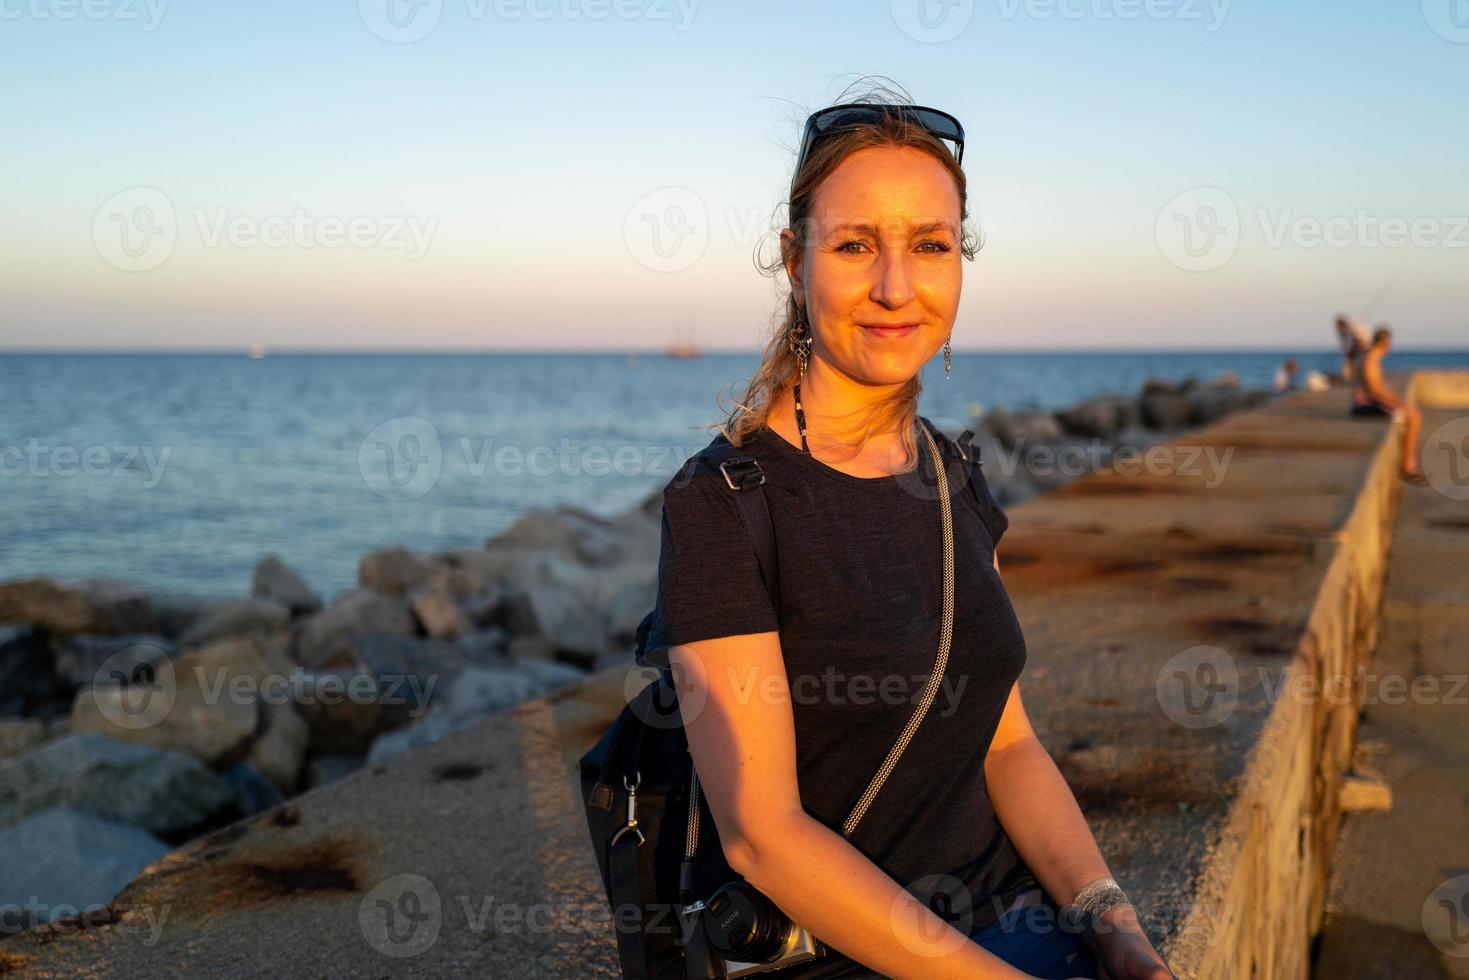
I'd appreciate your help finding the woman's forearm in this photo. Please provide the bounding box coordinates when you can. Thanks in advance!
[983,736,1113,908]
[735,813,1033,980]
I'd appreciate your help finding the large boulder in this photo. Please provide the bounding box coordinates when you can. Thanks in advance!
[1140,392,1195,431]
[488,506,659,568]
[291,588,416,669]
[349,632,507,714]
[69,649,260,770]
[0,734,234,835]
[0,625,71,718]
[366,660,585,765]
[1140,376,1198,398]
[359,547,439,597]
[0,807,171,937]
[409,591,473,639]
[437,550,517,594]
[53,634,174,690]
[1055,394,1139,440]
[0,718,47,760]
[219,760,284,817]
[487,509,588,559]
[502,553,656,665]
[1188,379,1252,425]
[250,701,309,794]
[146,591,229,642]
[173,635,308,792]
[178,598,290,651]
[0,577,154,636]
[428,564,489,602]
[251,554,322,617]
[293,668,397,755]
[990,409,1064,450]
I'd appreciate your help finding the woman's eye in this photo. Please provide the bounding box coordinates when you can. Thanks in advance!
[837,240,951,254]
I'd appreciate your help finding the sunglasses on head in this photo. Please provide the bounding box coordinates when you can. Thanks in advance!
[795,102,966,173]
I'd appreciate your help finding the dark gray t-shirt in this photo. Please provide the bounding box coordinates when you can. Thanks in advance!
[647,416,1038,939]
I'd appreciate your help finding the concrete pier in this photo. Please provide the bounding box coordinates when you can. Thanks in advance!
[3,371,1465,979]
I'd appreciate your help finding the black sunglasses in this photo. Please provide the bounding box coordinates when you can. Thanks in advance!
[796,103,965,173]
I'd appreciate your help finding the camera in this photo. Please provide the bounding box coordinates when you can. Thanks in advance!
[681,880,829,977]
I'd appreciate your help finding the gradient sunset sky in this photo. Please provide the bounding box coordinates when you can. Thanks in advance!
[2,0,1465,351]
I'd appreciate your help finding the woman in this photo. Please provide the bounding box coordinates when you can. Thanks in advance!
[654,92,1174,979]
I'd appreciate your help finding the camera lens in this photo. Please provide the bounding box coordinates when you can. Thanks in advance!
[701,881,793,963]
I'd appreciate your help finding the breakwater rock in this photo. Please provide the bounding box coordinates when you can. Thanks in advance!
[0,371,1270,935]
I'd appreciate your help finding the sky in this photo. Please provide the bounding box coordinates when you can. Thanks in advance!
[1,0,1465,352]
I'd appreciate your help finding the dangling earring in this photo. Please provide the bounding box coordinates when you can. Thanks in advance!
[788,306,812,380]
[788,307,813,454]
[944,337,952,378]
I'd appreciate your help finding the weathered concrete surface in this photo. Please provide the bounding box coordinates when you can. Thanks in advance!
[1313,394,1469,979]
[2,372,1457,979]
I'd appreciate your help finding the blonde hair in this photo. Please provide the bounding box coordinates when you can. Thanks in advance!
[712,77,981,473]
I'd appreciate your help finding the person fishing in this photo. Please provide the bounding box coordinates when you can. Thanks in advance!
[1350,325,1427,485]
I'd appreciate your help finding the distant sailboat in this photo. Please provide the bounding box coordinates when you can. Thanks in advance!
[664,315,703,359]
[248,341,267,359]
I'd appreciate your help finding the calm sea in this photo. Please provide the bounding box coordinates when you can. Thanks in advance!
[4,349,1466,602]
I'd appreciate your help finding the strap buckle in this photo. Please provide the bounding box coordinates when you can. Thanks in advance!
[955,428,982,465]
[718,458,765,491]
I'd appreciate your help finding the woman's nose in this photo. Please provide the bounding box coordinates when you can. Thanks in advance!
[870,247,916,309]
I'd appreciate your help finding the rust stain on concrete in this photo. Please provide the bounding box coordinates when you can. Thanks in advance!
[1057,745,1221,814]
[194,835,363,916]
[431,762,485,782]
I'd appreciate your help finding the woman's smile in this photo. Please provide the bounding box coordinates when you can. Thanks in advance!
[858,323,921,339]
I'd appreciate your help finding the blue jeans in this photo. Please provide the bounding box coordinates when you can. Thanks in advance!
[970,900,1101,978]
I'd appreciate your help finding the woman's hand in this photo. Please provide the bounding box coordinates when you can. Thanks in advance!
[1086,906,1176,980]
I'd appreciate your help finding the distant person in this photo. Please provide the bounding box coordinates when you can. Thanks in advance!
[1302,369,1331,392]
[1334,314,1371,384]
[1272,358,1299,395]
[1351,326,1427,485]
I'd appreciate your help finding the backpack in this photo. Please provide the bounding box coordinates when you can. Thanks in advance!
[578,424,989,979]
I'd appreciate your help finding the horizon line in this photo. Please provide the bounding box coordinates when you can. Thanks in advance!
[3,346,1466,356]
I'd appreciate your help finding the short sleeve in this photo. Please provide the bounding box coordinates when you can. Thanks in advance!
[972,463,1009,549]
[641,470,780,660]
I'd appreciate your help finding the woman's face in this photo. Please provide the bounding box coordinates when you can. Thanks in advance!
[784,144,963,387]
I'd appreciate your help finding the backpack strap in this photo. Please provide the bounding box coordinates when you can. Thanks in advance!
[953,426,983,465]
[928,420,993,522]
[608,829,657,979]
[633,436,779,670]
[690,436,780,607]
